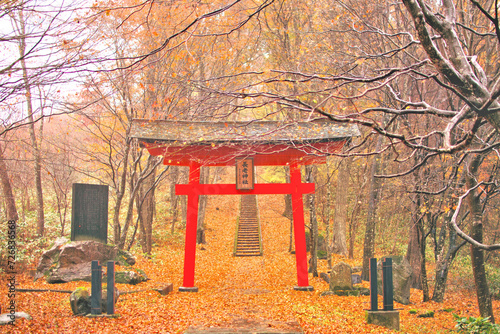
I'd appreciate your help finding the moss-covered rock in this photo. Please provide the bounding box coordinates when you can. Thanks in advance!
[115,249,136,266]
[417,310,435,318]
[69,286,119,315]
[114,270,147,285]
[354,286,370,296]
[70,287,91,315]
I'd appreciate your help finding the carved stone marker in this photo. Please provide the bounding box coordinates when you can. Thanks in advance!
[377,256,412,305]
[329,262,352,291]
[71,183,108,244]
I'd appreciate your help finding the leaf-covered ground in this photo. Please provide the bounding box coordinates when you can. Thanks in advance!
[1,195,498,333]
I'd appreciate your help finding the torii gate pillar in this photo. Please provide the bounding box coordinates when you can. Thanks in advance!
[290,163,313,291]
[177,161,314,292]
[178,162,201,292]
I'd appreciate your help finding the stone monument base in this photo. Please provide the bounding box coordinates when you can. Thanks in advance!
[365,310,400,331]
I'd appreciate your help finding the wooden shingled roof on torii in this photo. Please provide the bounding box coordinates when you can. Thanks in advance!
[129,119,360,145]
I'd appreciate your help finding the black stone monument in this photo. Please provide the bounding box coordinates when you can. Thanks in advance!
[71,183,108,244]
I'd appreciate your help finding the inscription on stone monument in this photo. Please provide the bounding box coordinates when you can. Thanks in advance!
[71,183,108,243]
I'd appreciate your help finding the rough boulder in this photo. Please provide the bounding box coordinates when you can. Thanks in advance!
[35,239,136,283]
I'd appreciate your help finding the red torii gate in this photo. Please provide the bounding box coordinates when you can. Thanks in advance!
[130,119,359,292]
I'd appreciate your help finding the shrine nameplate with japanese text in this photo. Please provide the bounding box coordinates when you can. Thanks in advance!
[71,183,109,243]
[236,158,254,190]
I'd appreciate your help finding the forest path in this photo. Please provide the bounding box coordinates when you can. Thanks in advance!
[185,195,303,333]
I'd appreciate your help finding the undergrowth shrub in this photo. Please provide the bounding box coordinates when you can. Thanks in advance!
[454,314,500,334]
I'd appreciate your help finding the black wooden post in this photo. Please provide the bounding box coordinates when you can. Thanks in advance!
[369,258,378,311]
[91,260,102,315]
[382,257,394,311]
[107,261,115,315]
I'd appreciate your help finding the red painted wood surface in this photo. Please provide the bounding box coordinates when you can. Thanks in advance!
[290,163,310,287]
[181,162,201,289]
[176,183,315,196]
[142,141,345,166]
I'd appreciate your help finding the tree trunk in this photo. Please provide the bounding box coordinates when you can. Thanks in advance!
[419,214,430,301]
[348,200,361,260]
[406,192,423,289]
[306,165,318,277]
[119,154,161,249]
[283,166,294,252]
[361,139,383,281]
[112,142,130,244]
[18,9,44,236]
[139,165,156,255]
[181,190,187,227]
[332,157,351,256]
[170,166,180,233]
[466,156,494,322]
[0,144,18,221]
[469,202,494,322]
[432,214,466,302]
[197,166,209,244]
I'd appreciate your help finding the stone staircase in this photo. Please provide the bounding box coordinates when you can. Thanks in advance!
[234,195,262,257]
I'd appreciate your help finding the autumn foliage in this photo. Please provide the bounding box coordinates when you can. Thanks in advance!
[1,194,498,333]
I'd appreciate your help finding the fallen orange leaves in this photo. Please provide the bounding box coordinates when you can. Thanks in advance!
[1,194,498,333]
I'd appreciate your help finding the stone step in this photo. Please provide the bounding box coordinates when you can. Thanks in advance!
[237,239,258,243]
[236,244,260,247]
[234,253,262,257]
[236,249,261,253]
[235,195,262,257]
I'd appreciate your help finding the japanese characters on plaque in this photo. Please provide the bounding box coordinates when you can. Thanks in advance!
[236,157,254,190]
[71,183,109,244]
